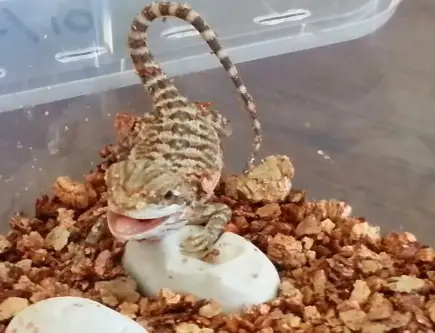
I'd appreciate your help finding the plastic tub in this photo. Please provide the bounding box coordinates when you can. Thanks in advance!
[0,0,418,242]
[4,2,435,331]
[0,0,401,112]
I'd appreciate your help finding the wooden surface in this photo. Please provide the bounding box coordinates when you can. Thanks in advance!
[1,0,435,244]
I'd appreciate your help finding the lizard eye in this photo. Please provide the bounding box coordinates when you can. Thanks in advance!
[164,190,177,200]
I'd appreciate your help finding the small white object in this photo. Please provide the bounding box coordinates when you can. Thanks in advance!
[6,296,146,333]
[123,226,280,313]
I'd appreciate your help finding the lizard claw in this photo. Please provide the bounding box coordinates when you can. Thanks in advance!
[179,231,213,255]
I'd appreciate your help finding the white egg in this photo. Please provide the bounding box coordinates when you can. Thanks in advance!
[6,296,147,333]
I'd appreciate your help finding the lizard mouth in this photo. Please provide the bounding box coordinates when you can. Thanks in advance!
[106,201,186,241]
[107,210,169,239]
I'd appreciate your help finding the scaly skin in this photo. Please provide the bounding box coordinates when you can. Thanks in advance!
[105,2,262,255]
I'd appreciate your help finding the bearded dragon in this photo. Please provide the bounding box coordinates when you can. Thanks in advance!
[105,1,262,255]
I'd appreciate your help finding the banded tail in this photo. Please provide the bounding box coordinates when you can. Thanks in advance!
[128,1,262,171]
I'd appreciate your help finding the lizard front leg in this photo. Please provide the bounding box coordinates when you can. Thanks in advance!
[179,202,232,255]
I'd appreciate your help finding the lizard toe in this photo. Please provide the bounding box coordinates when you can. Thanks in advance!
[180,232,212,254]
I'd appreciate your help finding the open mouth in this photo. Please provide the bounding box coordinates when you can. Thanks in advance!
[107,210,168,238]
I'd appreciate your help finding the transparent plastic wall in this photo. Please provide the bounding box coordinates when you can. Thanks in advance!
[3,0,432,245]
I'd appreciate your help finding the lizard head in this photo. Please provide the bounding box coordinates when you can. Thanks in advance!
[105,159,196,241]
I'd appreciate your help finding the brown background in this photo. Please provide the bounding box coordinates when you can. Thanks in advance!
[1,0,434,244]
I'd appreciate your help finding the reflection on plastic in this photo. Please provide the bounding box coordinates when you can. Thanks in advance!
[0,68,6,79]
[1,7,40,43]
[253,9,311,26]
[47,127,61,156]
[0,7,94,44]
[161,25,199,39]
[54,46,107,63]
[63,9,94,34]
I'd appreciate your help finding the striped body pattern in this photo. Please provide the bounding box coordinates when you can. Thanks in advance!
[105,1,262,255]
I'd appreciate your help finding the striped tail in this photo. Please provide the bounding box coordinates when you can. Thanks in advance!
[128,1,262,172]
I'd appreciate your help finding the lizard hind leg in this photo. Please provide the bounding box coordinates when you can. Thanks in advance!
[210,109,232,138]
[196,102,232,138]
[180,203,232,255]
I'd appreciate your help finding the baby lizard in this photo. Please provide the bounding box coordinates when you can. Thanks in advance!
[105,1,262,255]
